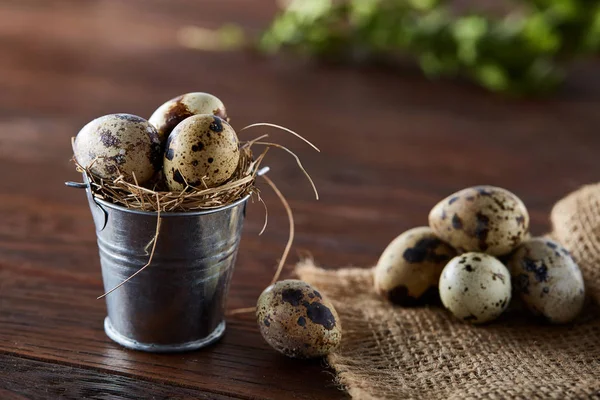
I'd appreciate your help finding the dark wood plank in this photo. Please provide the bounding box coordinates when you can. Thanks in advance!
[0,0,599,399]
[0,354,236,399]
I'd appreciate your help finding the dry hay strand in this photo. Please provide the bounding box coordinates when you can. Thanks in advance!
[226,174,294,317]
[97,193,163,299]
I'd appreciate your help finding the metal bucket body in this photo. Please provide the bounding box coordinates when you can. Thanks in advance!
[86,188,247,352]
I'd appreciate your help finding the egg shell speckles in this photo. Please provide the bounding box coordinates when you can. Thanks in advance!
[149,92,228,144]
[256,280,342,359]
[439,252,512,324]
[508,238,585,323]
[374,226,456,306]
[74,114,162,184]
[429,186,529,256]
[163,114,240,191]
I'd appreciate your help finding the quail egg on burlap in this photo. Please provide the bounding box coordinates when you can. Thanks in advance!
[256,280,342,359]
[439,252,512,324]
[508,238,585,323]
[163,114,240,191]
[149,92,228,144]
[374,226,456,306]
[429,186,529,256]
[74,114,162,184]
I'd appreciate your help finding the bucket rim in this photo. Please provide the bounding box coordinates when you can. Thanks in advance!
[93,193,251,217]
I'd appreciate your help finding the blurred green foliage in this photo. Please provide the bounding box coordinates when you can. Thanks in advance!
[261,0,600,94]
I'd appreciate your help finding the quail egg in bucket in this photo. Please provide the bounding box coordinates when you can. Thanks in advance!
[73,114,162,185]
[149,92,228,144]
[163,114,240,191]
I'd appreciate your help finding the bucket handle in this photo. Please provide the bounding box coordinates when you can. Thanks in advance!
[65,178,109,232]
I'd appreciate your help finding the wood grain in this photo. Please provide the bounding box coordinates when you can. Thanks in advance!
[0,0,599,399]
[0,354,236,400]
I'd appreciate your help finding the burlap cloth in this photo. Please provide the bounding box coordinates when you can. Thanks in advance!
[296,184,600,400]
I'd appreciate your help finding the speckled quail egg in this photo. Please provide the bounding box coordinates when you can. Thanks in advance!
[163,114,240,191]
[374,227,456,306]
[149,92,228,144]
[256,280,342,359]
[74,114,162,184]
[429,186,529,256]
[439,252,512,324]
[508,238,585,323]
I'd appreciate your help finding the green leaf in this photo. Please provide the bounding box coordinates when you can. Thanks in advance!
[286,0,333,22]
[452,16,488,42]
[407,0,439,12]
[584,7,600,51]
[474,64,509,92]
[522,13,561,53]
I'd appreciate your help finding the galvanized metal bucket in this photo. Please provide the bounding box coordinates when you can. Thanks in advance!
[78,182,248,353]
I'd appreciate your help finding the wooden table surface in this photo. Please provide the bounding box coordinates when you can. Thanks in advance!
[1,1,599,399]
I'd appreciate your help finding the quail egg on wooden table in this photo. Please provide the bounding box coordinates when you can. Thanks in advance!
[439,252,512,324]
[149,92,228,144]
[429,186,529,256]
[508,238,585,323]
[74,114,162,185]
[374,227,456,306]
[256,280,342,359]
[163,114,240,191]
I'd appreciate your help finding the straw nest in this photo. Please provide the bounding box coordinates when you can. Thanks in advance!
[73,123,318,213]
[75,142,267,213]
